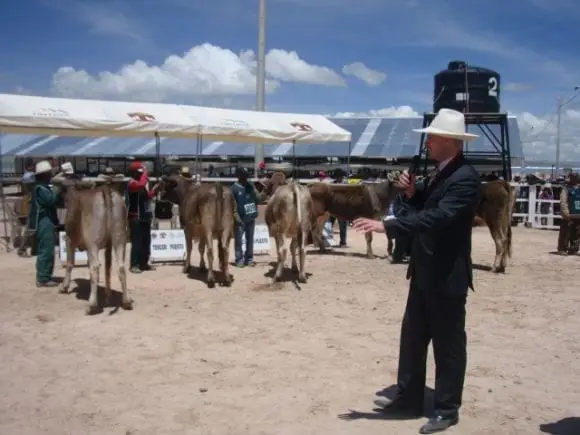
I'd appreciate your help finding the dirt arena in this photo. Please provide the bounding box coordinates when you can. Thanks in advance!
[0,226,579,435]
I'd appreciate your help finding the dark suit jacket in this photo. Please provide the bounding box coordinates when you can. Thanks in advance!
[384,154,482,296]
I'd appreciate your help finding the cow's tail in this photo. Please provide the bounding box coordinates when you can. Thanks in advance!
[292,182,302,235]
[215,182,223,233]
[505,182,516,259]
[102,186,113,288]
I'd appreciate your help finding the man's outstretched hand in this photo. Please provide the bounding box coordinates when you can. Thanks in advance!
[352,217,385,234]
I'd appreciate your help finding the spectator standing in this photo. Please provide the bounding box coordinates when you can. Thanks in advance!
[328,168,348,247]
[539,186,553,226]
[17,158,36,257]
[127,161,158,273]
[231,167,264,267]
[557,172,580,255]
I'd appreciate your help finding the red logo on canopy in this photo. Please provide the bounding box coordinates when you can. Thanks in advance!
[290,122,312,131]
[128,112,156,122]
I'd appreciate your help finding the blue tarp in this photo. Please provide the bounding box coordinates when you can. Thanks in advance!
[0,116,524,159]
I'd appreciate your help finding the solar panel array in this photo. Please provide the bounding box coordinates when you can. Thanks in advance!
[0,116,524,159]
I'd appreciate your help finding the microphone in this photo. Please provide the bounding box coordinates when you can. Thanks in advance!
[408,155,421,176]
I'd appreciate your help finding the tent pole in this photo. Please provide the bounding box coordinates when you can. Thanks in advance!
[292,140,296,179]
[196,135,202,179]
[254,0,267,175]
[154,132,161,177]
[347,141,351,179]
[0,132,9,250]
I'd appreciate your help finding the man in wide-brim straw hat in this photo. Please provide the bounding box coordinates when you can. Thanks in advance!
[351,108,481,434]
[29,160,63,287]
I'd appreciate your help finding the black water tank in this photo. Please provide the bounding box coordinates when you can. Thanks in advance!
[433,61,500,113]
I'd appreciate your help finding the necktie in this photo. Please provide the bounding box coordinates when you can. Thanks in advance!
[428,167,440,187]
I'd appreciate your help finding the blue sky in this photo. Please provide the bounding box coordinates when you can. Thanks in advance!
[0,0,579,162]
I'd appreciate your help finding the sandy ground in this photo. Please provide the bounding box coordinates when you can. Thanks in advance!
[0,224,579,435]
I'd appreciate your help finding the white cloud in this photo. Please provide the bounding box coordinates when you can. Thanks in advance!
[342,62,386,86]
[517,108,580,163]
[51,43,345,102]
[331,106,580,163]
[332,106,419,118]
[266,49,345,86]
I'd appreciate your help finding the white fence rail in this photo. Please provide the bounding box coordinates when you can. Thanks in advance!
[511,183,562,230]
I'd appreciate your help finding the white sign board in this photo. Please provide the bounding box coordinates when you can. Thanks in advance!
[241,224,270,254]
[59,225,272,265]
[58,232,88,264]
[150,229,186,262]
[150,225,271,262]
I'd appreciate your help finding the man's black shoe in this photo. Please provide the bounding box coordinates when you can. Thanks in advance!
[419,415,459,434]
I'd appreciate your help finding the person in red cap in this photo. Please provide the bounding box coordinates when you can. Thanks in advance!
[127,161,158,273]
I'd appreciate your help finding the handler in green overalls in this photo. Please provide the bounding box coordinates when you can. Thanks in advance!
[28,160,61,287]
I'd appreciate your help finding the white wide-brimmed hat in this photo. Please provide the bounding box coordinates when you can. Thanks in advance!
[61,162,74,174]
[35,160,53,175]
[413,108,479,142]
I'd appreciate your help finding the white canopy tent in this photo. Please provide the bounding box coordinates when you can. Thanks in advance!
[0,94,351,143]
[0,94,351,250]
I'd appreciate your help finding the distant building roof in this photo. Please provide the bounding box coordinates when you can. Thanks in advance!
[1,116,524,159]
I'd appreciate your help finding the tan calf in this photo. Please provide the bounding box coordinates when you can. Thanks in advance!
[476,180,516,273]
[159,176,235,288]
[265,181,313,283]
[308,181,401,257]
[57,177,132,315]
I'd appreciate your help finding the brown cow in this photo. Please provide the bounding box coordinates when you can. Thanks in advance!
[308,180,401,257]
[318,177,515,273]
[57,176,133,315]
[159,176,235,288]
[265,181,313,283]
[476,180,516,273]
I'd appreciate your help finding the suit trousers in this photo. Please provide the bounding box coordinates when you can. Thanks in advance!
[396,279,467,417]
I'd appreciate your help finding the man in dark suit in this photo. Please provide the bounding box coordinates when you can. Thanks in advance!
[352,108,482,434]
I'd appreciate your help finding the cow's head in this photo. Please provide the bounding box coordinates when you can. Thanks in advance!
[371,176,406,211]
[158,174,192,205]
[51,176,97,208]
[261,171,287,198]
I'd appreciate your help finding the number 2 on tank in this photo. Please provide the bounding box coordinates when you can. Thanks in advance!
[488,77,498,98]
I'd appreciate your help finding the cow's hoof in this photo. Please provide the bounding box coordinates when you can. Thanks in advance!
[298,275,307,283]
[492,266,505,274]
[122,300,134,310]
[207,280,216,289]
[86,305,100,315]
[58,285,68,294]
[182,266,190,274]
